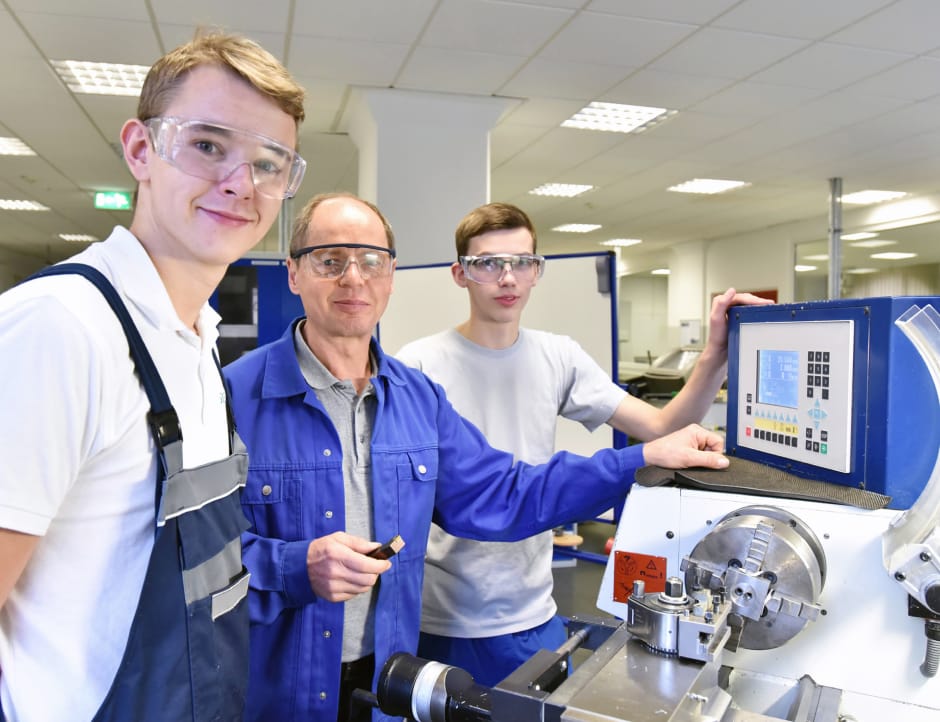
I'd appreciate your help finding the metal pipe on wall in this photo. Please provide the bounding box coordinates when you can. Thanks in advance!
[828,177,842,299]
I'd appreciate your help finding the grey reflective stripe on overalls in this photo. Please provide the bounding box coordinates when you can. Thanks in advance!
[4,263,251,722]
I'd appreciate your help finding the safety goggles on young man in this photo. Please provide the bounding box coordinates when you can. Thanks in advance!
[290,243,397,280]
[145,116,307,200]
[459,254,545,284]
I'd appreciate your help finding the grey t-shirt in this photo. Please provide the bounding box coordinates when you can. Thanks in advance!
[396,327,625,637]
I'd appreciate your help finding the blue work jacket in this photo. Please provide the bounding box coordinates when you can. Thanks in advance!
[223,320,644,722]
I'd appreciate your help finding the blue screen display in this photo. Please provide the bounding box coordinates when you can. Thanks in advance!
[757,349,800,408]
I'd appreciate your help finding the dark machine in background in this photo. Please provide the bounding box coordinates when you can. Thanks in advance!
[211,257,302,365]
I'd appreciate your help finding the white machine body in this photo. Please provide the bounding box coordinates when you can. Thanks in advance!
[598,485,939,720]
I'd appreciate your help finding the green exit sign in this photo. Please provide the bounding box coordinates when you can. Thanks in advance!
[94,191,133,211]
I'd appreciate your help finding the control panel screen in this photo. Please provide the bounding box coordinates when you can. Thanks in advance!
[757,350,800,409]
[735,320,854,474]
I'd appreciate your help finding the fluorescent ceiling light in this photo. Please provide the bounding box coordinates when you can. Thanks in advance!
[52,59,149,96]
[0,137,36,156]
[841,232,879,241]
[841,190,907,205]
[794,265,817,272]
[561,102,676,134]
[846,268,878,275]
[529,183,593,198]
[0,199,49,211]
[600,238,642,248]
[871,251,917,260]
[803,254,829,261]
[667,178,750,194]
[651,268,670,275]
[849,239,897,249]
[58,233,98,242]
[552,223,601,233]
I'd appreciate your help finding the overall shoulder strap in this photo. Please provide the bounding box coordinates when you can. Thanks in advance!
[26,263,182,450]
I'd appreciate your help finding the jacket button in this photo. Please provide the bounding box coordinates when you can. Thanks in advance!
[261,484,272,496]
[325,510,333,519]
[323,630,332,638]
[319,691,327,700]
[323,448,332,457]
[418,464,427,474]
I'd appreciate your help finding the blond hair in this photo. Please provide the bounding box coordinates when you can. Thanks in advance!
[138,30,305,127]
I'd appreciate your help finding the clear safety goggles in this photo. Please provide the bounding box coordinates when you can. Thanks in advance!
[145,116,306,199]
[459,253,545,284]
[290,243,397,280]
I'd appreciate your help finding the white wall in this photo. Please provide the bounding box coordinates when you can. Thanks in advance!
[618,274,668,362]
[843,262,940,297]
[705,225,796,302]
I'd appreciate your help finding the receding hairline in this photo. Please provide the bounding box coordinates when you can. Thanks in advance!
[290,192,396,254]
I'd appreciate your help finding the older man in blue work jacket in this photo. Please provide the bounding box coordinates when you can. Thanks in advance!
[223,192,729,722]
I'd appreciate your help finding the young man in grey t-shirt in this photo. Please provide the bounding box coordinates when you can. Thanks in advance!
[396,202,771,686]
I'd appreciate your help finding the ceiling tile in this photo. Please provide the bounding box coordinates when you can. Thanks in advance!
[584,0,739,25]
[602,68,732,109]
[19,13,160,64]
[846,57,940,100]
[500,57,631,100]
[828,0,940,54]
[0,10,44,60]
[159,24,286,61]
[689,81,825,118]
[289,35,411,86]
[152,0,290,34]
[713,0,897,40]
[540,11,697,67]
[4,0,149,21]
[421,0,574,55]
[397,47,525,95]
[651,27,809,80]
[292,0,436,44]
[751,42,911,90]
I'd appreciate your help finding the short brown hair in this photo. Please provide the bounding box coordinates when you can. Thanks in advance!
[290,192,396,255]
[454,202,537,258]
[138,30,305,127]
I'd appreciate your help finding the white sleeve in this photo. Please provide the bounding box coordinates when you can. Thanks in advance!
[393,338,427,371]
[0,292,101,535]
[555,335,627,432]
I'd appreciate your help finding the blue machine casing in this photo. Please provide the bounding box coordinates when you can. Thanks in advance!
[726,296,940,509]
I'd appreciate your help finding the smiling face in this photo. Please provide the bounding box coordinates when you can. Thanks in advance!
[452,226,538,329]
[123,64,297,274]
[287,196,396,346]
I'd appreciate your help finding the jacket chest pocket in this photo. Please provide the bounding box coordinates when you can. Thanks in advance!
[241,471,304,540]
[392,450,438,558]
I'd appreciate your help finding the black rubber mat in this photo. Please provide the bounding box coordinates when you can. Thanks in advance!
[634,456,891,510]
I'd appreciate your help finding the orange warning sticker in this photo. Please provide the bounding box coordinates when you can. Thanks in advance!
[612,551,667,603]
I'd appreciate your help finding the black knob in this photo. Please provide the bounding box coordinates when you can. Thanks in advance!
[924,582,940,618]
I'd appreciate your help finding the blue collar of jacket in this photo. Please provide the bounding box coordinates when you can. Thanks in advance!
[259,317,409,400]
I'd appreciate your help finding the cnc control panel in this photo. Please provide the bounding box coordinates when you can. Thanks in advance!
[736,319,853,474]
[726,296,940,509]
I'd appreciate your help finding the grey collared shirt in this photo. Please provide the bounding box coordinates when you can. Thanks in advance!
[293,321,377,662]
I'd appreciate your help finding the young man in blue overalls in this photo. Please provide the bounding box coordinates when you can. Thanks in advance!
[0,31,306,721]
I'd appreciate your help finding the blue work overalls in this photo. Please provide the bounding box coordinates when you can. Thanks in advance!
[3,264,251,721]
